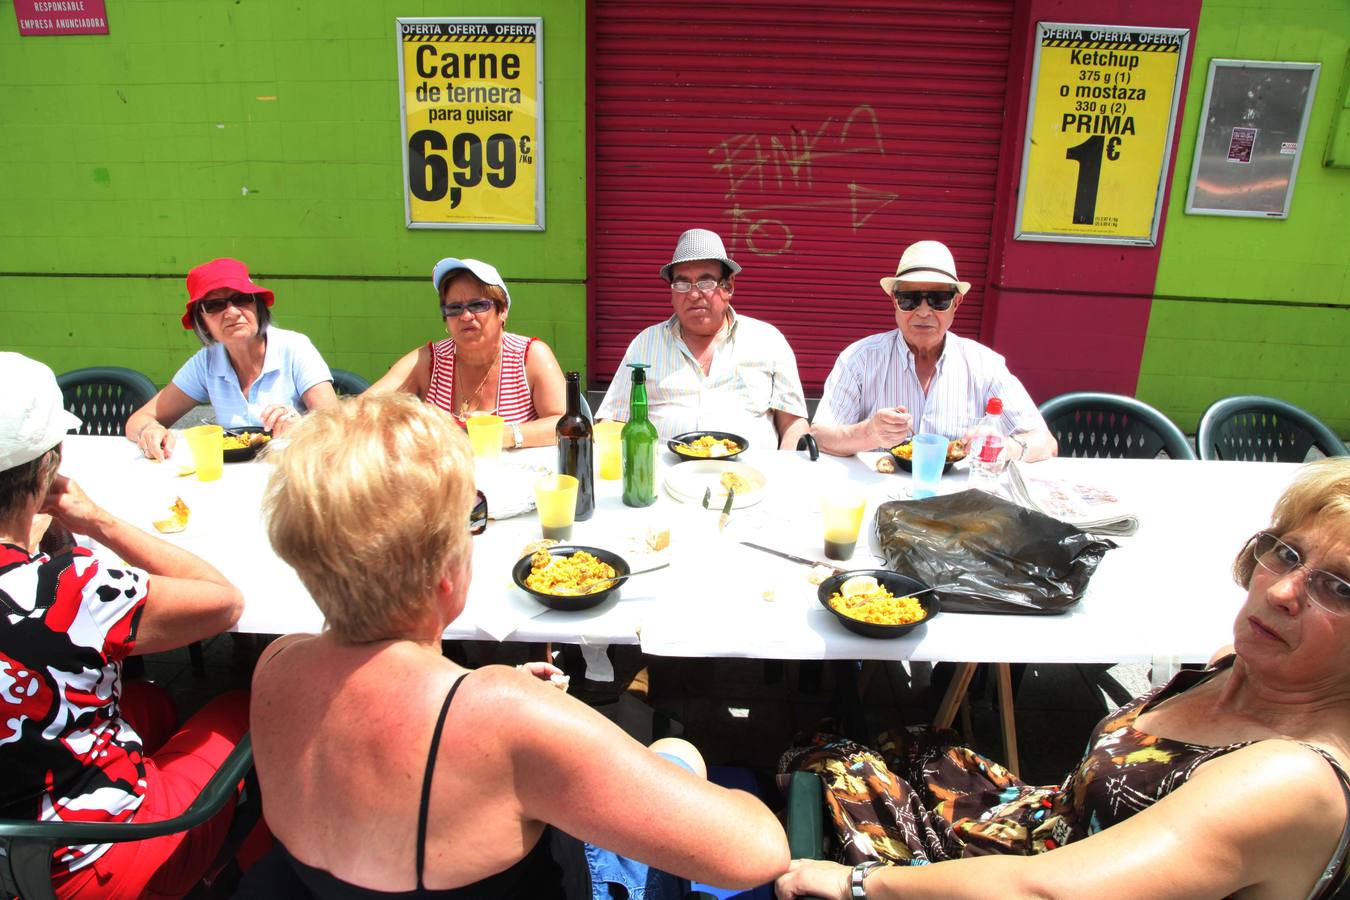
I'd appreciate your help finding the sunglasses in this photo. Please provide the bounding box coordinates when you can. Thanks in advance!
[441,299,497,319]
[893,289,957,312]
[198,294,255,315]
[470,490,488,535]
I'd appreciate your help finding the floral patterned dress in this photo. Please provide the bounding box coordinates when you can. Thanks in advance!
[781,656,1350,896]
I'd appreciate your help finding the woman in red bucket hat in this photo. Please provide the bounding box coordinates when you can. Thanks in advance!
[125,258,339,460]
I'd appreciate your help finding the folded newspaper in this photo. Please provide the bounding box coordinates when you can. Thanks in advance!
[1005,462,1140,536]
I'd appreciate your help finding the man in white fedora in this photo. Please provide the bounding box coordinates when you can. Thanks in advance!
[596,228,808,450]
[811,239,1056,460]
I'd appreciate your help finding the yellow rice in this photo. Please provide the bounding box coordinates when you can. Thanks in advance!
[675,435,741,457]
[223,432,270,450]
[828,587,925,626]
[526,550,617,596]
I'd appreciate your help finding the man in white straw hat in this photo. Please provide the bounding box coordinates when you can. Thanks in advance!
[596,228,808,450]
[810,239,1056,460]
[0,352,255,897]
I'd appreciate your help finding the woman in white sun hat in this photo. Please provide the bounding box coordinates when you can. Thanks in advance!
[0,352,254,899]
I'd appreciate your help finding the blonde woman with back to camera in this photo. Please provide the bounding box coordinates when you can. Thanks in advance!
[777,458,1350,900]
[247,393,788,898]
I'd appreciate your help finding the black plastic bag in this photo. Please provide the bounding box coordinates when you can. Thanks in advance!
[875,490,1116,615]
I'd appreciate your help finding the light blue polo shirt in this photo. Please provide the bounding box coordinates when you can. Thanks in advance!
[171,327,332,429]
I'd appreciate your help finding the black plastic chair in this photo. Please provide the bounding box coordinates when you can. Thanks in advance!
[1039,392,1195,460]
[56,366,157,437]
[329,369,370,396]
[0,734,258,900]
[1197,395,1348,462]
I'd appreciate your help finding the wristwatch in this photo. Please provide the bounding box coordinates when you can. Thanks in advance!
[510,424,525,449]
[1009,432,1029,459]
[851,860,883,898]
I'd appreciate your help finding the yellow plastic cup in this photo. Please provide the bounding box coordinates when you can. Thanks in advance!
[183,424,223,482]
[465,414,505,459]
[821,492,867,561]
[534,474,579,541]
[594,421,624,481]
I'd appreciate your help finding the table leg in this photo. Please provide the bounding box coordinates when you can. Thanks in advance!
[934,662,978,729]
[995,663,1020,776]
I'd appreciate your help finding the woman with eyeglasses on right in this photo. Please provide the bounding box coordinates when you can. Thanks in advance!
[808,239,1056,461]
[368,257,566,450]
[125,257,339,460]
[778,456,1350,900]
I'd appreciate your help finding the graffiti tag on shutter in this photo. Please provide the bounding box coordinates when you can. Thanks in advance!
[707,105,896,257]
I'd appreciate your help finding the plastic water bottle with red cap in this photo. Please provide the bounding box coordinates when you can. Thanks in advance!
[967,397,1007,492]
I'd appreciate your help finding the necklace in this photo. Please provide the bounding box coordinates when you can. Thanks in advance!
[456,343,501,420]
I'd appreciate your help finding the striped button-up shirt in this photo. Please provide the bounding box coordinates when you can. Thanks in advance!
[815,330,1044,441]
[595,310,807,449]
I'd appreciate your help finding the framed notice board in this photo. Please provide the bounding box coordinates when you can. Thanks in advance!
[1015,22,1190,246]
[1185,60,1320,218]
[396,17,545,230]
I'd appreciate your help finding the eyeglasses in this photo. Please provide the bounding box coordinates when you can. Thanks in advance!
[470,490,488,535]
[893,289,957,312]
[1246,531,1350,615]
[441,299,497,319]
[198,294,255,315]
[670,278,727,294]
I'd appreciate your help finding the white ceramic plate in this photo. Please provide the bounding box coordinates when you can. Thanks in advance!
[662,460,767,510]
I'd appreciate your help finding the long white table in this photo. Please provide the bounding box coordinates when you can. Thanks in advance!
[58,436,1298,667]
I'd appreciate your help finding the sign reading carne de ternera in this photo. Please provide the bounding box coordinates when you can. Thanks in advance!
[1015,23,1189,245]
[396,18,544,230]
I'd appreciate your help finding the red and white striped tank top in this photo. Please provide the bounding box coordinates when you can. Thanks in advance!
[425,332,538,424]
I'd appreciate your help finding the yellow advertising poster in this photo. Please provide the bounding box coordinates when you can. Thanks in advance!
[1015,23,1189,245]
[397,18,543,230]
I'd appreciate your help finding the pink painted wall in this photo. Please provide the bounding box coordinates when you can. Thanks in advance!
[980,0,1203,401]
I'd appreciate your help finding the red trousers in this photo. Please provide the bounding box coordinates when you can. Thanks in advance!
[51,684,252,900]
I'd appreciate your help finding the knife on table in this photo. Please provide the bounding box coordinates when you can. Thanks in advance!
[739,541,844,575]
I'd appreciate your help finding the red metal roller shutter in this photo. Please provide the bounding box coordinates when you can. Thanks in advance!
[589,0,1015,394]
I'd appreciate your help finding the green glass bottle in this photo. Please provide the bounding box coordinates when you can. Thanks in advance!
[621,363,657,508]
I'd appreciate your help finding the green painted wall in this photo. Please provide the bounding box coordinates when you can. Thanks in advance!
[1140,0,1350,434]
[0,0,587,389]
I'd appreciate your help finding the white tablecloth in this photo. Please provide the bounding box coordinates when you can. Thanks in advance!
[57,436,1297,666]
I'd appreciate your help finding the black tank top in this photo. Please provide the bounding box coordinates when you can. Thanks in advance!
[278,672,566,899]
